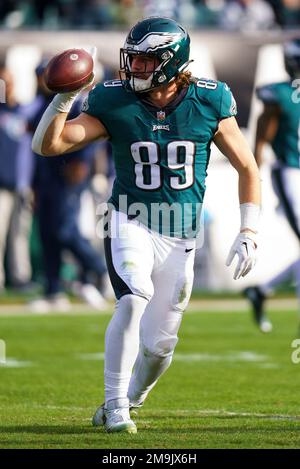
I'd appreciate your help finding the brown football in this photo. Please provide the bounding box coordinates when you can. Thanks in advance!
[44,48,94,93]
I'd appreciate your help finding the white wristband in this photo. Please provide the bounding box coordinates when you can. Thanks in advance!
[240,203,260,233]
[51,90,81,113]
[31,90,81,156]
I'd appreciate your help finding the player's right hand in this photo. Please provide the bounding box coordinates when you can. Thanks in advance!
[226,232,257,280]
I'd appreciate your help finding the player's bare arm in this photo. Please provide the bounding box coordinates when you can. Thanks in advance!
[214,116,261,209]
[40,111,108,156]
[254,103,280,167]
[214,116,261,279]
[32,47,109,156]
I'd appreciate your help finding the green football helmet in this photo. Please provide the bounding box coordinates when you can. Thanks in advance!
[120,17,191,93]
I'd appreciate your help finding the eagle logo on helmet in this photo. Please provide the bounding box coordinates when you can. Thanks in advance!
[125,33,183,53]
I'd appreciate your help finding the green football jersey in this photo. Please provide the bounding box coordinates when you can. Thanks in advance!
[257,82,300,168]
[83,78,237,238]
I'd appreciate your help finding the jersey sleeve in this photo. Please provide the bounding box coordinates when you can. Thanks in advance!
[256,84,279,104]
[219,82,237,119]
[81,83,104,120]
[194,79,237,121]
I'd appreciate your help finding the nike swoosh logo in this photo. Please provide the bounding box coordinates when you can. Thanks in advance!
[242,242,248,255]
[185,248,194,253]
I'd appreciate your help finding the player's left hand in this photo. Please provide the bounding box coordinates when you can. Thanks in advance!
[226,232,257,280]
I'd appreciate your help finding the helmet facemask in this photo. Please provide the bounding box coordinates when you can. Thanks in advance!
[120,48,175,93]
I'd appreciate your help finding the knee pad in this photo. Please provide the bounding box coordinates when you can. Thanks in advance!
[109,261,154,301]
[113,294,149,329]
[119,293,149,316]
[122,273,154,302]
[142,334,178,359]
[105,294,149,349]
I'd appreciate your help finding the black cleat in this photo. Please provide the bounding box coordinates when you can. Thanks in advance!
[243,286,273,333]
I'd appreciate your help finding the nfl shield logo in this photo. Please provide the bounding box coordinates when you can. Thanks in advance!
[157,110,166,121]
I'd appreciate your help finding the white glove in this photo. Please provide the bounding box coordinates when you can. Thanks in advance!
[226,232,257,280]
[80,45,97,62]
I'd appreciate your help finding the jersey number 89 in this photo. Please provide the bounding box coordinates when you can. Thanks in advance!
[131,141,195,191]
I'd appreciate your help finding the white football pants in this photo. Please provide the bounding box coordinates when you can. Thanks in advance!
[104,210,195,405]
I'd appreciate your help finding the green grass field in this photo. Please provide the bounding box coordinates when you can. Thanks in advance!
[0,301,300,449]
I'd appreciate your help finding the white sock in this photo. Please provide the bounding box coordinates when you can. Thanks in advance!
[104,294,148,404]
[127,345,173,406]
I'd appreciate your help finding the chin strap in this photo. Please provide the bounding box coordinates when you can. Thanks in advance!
[130,74,154,93]
[129,59,194,93]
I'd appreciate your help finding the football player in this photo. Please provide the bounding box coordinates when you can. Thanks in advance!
[244,38,300,334]
[32,17,260,433]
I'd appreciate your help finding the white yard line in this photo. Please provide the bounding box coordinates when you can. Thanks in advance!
[153,409,300,421]
[0,298,297,317]
[0,350,276,370]
[13,405,300,422]
[0,358,33,368]
[77,351,276,367]
[174,351,269,362]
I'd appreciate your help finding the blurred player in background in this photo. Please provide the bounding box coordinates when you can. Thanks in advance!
[29,59,109,312]
[244,38,300,333]
[32,17,261,433]
[0,61,34,293]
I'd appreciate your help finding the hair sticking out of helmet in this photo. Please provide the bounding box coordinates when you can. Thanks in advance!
[284,38,300,80]
[119,17,191,93]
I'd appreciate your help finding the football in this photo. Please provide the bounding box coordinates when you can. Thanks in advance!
[44,48,94,93]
